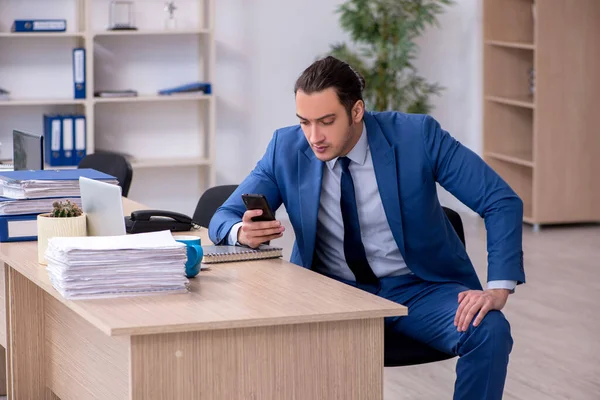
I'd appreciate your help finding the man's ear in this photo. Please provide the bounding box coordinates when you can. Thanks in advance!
[352,100,365,123]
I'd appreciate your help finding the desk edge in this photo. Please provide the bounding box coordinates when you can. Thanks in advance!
[109,306,408,336]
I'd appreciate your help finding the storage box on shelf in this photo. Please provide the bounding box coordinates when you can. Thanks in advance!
[482,0,600,230]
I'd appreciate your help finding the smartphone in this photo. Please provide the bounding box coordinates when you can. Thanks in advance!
[241,193,276,222]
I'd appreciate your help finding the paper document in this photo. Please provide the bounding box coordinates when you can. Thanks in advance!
[45,230,190,300]
[0,197,82,215]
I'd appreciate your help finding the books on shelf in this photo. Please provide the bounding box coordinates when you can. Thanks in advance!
[158,81,211,96]
[45,230,190,299]
[73,48,86,99]
[11,19,67,33]
[0,168,118,199]
[94,90,138,98]
[44,114,87,167]
[201,244,283,264]
[1,0,216,202]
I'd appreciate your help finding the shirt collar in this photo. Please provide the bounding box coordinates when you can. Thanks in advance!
[326,122,368,171]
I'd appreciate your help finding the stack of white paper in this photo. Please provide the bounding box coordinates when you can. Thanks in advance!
[0,169,119,199]
[1,179,118,199]
[45,230,190,299]
[0,197,82,215]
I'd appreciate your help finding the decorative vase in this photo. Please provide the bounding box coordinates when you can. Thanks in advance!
[37,213,87,265]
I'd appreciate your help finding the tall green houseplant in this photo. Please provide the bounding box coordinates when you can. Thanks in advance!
[329,0,452,114]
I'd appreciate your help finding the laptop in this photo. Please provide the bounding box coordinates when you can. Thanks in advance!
[13,130,44,171]
[80,176,126,236]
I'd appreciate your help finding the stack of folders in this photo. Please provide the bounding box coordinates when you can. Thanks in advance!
[0,196,82,215]
[0,169,118,242]
[0,168,118,199]
[43,114,87,167]
[45,231,190,300]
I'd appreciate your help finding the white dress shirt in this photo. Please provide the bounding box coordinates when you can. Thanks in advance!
[312,123,409,280]
[228,123,516,291]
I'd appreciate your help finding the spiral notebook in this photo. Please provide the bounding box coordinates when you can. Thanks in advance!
[201,244,283,264]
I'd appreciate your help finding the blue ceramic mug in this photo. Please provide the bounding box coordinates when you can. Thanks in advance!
[175,235,203,278]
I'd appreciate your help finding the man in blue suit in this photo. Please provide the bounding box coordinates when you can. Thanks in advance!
[209,56,525,399]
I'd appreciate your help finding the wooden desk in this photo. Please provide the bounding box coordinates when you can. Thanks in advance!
[0,199,406,399]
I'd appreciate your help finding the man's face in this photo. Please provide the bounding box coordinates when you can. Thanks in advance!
[295,88,363,162]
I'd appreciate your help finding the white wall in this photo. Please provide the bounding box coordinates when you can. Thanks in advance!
[214,0,482,215]
[414,0,483,214]
[213,0,349,184]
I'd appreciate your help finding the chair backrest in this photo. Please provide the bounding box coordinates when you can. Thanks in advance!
[442,206,466,247]
[193,185,239,228]
[77,152,133,197]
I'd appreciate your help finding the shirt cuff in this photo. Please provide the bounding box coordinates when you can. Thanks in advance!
[227,222,243,246]
[487,280,517,292]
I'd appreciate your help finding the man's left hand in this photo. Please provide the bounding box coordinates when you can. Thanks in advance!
[454,289,510,332]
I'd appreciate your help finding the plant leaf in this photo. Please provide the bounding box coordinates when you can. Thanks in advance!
[327,0,451,112]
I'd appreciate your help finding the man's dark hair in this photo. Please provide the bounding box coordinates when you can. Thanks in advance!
[294,56,365,119]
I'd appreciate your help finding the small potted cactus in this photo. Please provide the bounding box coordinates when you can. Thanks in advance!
[37,200,87,264]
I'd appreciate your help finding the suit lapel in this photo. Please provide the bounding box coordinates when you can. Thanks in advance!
[298,147,323,267]
[364,113,406,258]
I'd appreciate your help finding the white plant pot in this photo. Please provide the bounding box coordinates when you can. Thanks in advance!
[37,213,87,265]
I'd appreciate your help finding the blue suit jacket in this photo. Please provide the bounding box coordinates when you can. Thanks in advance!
[209,111,526,290]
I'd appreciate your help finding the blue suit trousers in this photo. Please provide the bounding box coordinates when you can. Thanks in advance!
[331,273,513,400]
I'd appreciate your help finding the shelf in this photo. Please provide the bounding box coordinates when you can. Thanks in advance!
[129,157,211,169]
[484,151,534,168]
[485,95,534,109]
[484,0,534,44]
[0,0,218,212]
[483,44,534,103]
[94,29,210,37]
[483,0,600,225]
[485,158,533,223]
[94,94,211,104]
[0,32,84,38]
[485,40,535,50]
[0,98,86,106]
[484,101,533,168]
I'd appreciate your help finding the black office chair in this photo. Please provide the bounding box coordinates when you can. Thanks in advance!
[192,184,239,228]
[195,185,466,366]
[77,151,133,197]
[384,206,465,367]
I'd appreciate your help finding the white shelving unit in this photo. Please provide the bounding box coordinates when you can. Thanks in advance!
[0,0,216,211]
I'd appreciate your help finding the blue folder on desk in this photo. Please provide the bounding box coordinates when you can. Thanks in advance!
[0,214,38,242]
[0,169,118,199]
[0,168,115,182]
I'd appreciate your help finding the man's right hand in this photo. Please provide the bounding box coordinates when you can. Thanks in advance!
[237,209,285,248]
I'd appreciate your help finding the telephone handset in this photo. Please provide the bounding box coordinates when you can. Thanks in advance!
[125,209,195,234]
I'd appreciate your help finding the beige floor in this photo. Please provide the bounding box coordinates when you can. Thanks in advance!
[271,210,600,400]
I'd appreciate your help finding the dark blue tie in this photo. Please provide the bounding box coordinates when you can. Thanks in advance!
[339,157,378,284]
